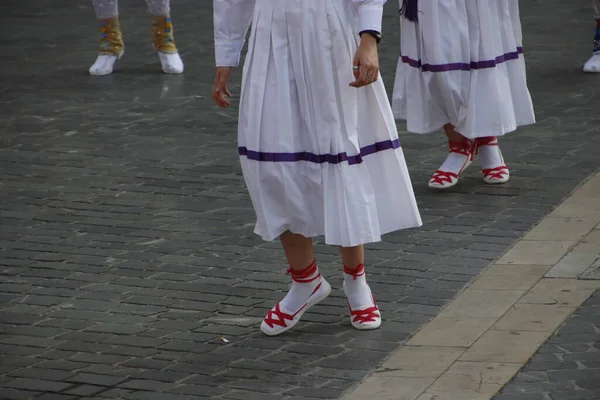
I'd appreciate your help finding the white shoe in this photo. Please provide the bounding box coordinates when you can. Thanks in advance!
[158,52,184,74]
[583,54,600,73]
[475,137,510,184]
[89,52,123,76]
[260,278,331,336]
[428,140,474,189]
[343,281,381,330]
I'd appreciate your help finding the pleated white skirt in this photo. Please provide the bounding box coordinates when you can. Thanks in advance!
[392,0,536,139]
[238,0,422,247]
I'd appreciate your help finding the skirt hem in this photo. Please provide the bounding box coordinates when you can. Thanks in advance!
[254,221,424,247]
[392,115,536,138]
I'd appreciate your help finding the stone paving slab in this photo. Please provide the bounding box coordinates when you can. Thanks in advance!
[0,0,599,399]
[493,290,600,400]
[344,175,600,399]
[492,209,600,400]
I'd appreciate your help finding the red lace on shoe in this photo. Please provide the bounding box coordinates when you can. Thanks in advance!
[262,282,322,329]
[344,264,380,325]
[449,139,475,160]
[343,264,365,280]
[430,170,458,185]
[286,260,319,283]
[475,137,507,180]
[263,303,296,329]
[263,261,320,329]
[430,139,474,186]
[482,165,509,180]
[473,136,498,155]
[351,305,380,324]
[428,139,475,186]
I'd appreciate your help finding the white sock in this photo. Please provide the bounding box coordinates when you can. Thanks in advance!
[279,261,321,313]
[477,137,505,169]
[438,139,473,175]
[343,264,373,309]
[439,153,469,173]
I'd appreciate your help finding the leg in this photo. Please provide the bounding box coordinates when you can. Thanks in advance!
[341,246,381,330]
[146,0,184,74]
[339,245,364,269]
[93,0,118,19]
[89,0,124,76]
[281,231,316,269]
[583,0,600,72]
[260,231,331,336]
[475,137,510,184]
[444,123,466,143]
[145,0,170,16]
[428,124,475,189]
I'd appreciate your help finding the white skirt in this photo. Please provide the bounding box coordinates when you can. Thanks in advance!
[238,0,422,247]
[392,0,536,139]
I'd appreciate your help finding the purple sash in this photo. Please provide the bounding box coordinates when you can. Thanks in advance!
[399,0,419,22]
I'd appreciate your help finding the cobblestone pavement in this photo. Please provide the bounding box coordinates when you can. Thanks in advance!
[494,290,600,400]
[0,1,599,399]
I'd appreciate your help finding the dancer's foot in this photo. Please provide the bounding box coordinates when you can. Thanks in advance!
[583,54,600,73]
[475,137,510,184]
[428,139,474,189]
[260,261,331,336]
[152,15,184,74]
[89,17,124,76]
[343,264,381,330]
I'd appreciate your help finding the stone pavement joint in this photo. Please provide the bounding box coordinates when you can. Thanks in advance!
[1,0,600,399]
[493,290,600,400]
[343,172,600,400]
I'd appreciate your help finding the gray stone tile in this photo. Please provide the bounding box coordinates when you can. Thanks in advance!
[1,2,600,400]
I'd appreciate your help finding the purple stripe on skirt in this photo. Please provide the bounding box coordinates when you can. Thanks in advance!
[402,47,524,72]
[238,139,400,165]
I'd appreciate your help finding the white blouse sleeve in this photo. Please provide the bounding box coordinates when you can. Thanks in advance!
[351,0,387,34]
[213,0,255,67]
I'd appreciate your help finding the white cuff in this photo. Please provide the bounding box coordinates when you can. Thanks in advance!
[215,39,244,67]
[357,5,383,35]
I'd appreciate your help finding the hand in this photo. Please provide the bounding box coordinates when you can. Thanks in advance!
[212,66,232,108]
[350,35,379,88]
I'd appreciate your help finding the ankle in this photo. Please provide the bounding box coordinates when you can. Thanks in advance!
[477,138,505,169]
[343,264,374,310]
[343,263,366,280]
[475,136,497,146]
[288,260,319,283]
[279,260,322,314]
[450,139,472,158]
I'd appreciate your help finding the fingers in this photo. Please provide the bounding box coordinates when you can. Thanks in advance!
[349,65,379,88]
[352,62,360,80]
[212,71,231,108]
[212,87,230,107]
[212,86,231,108]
